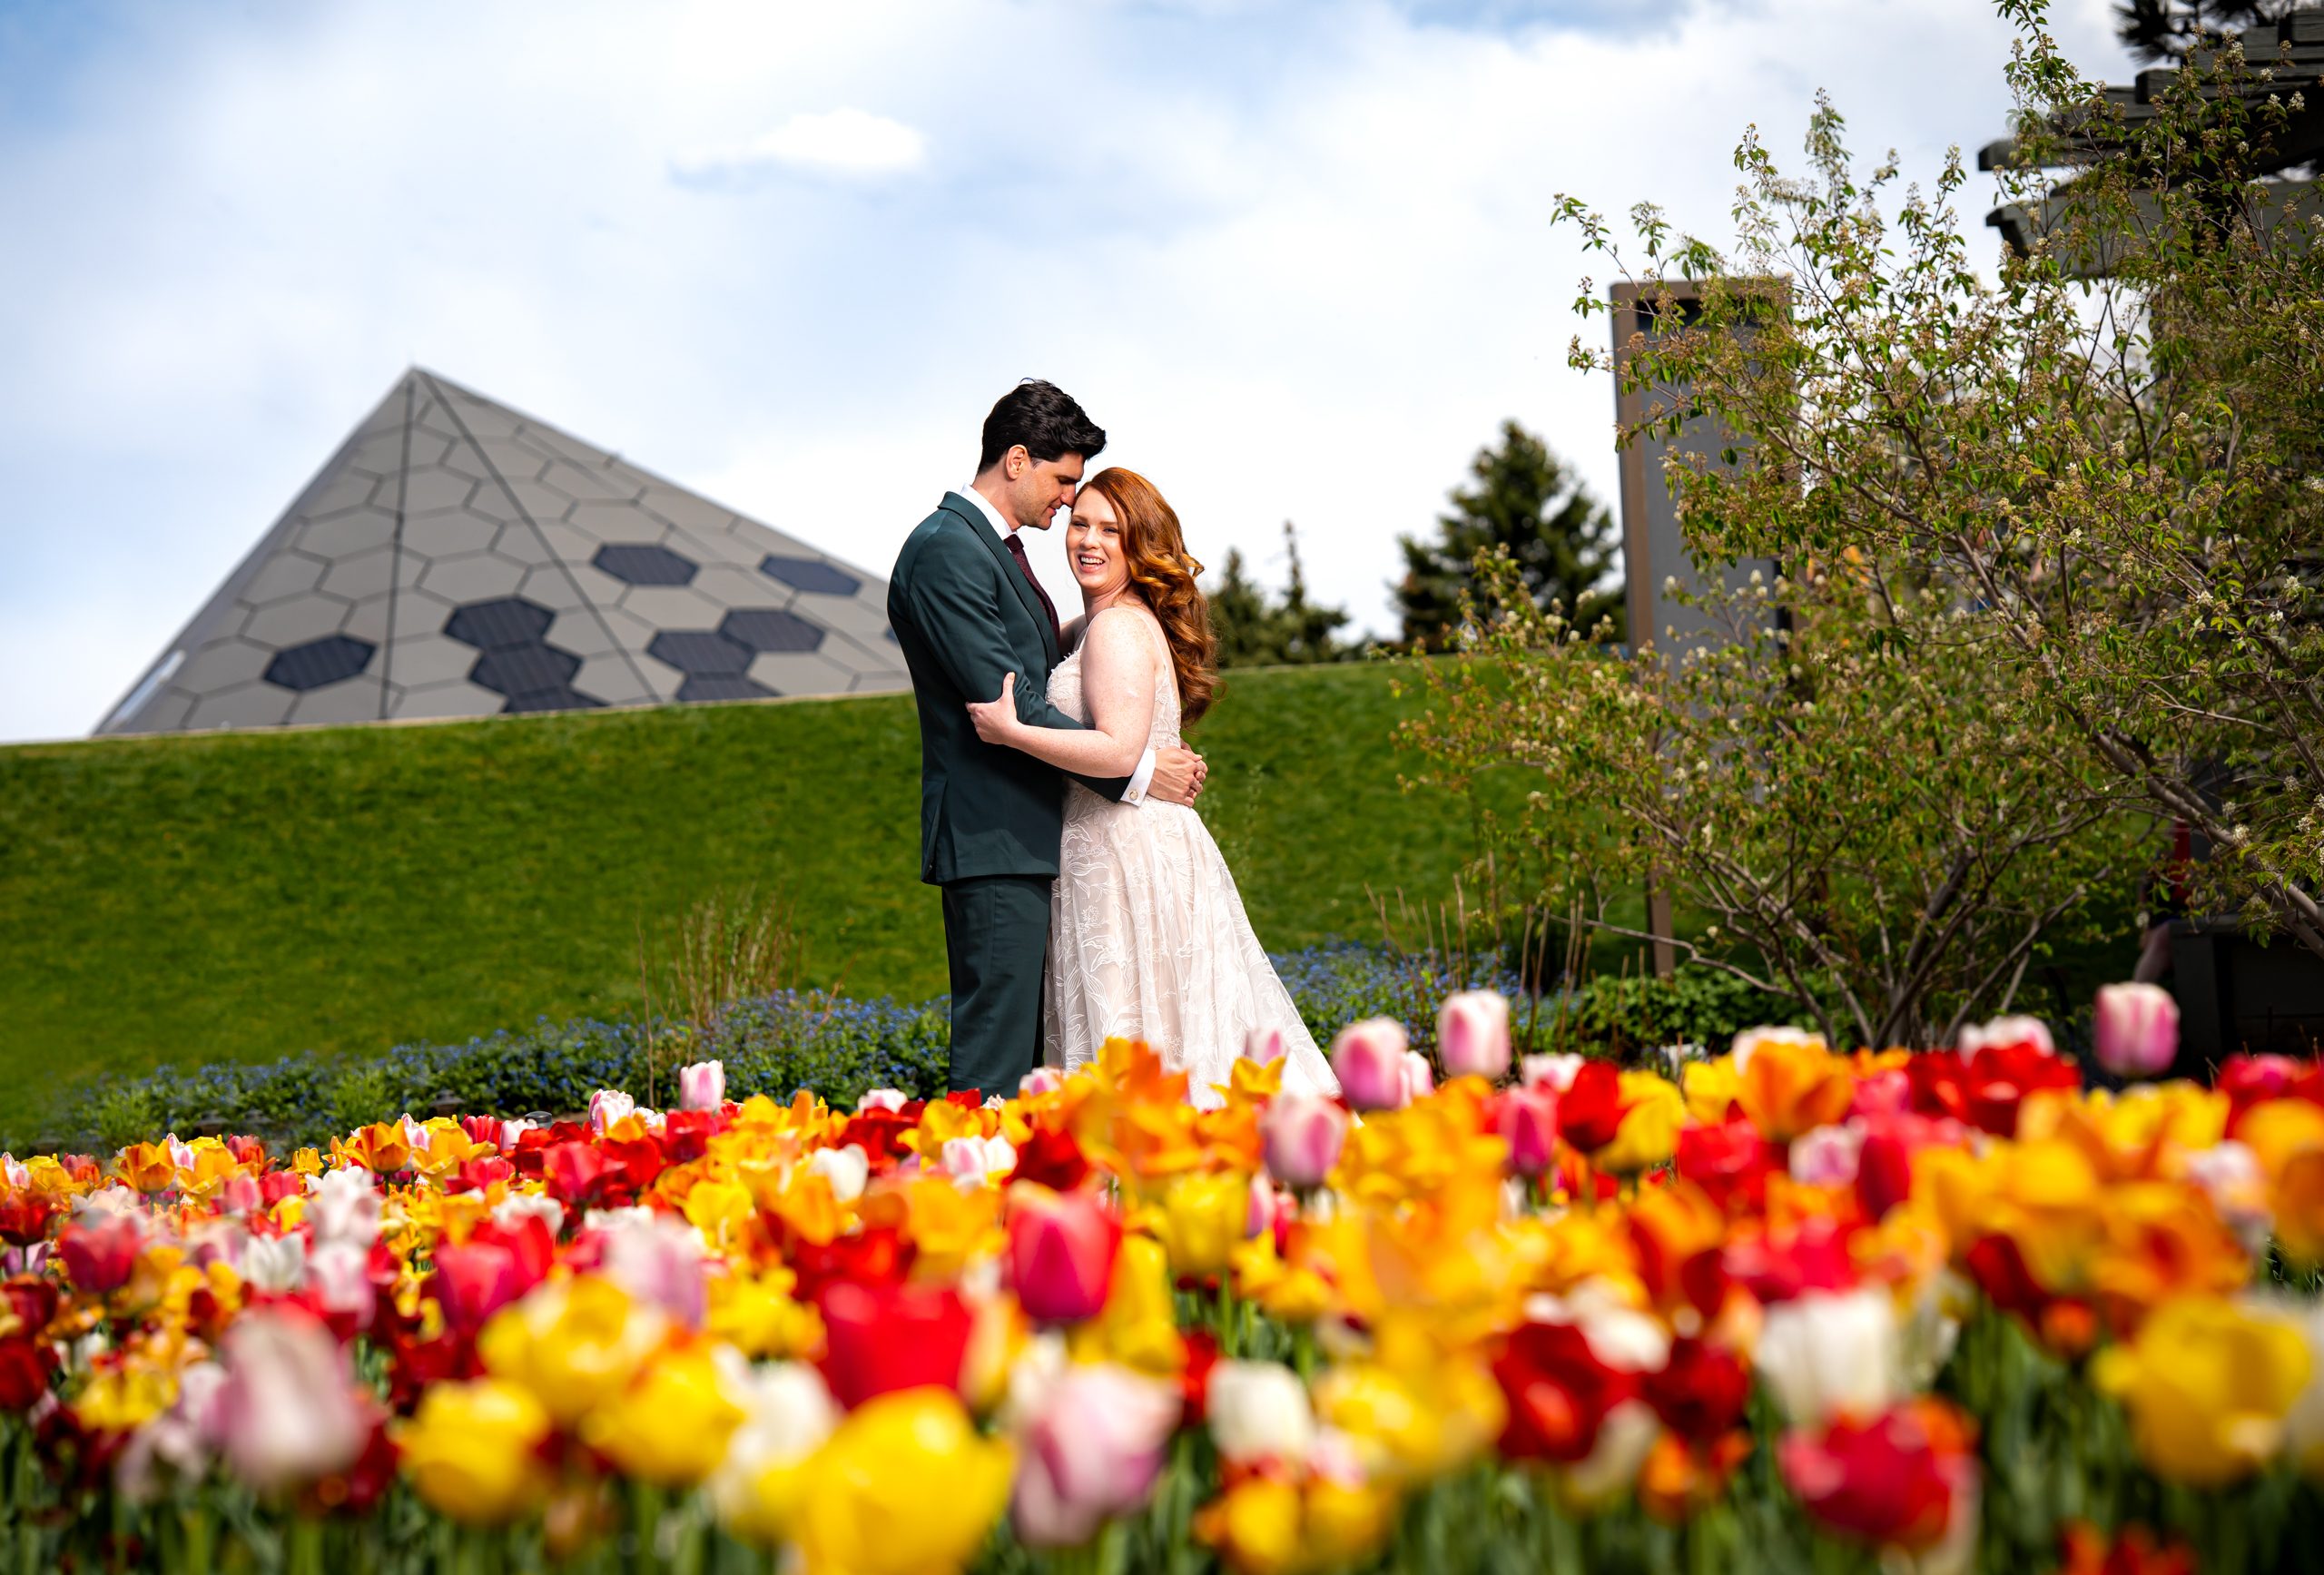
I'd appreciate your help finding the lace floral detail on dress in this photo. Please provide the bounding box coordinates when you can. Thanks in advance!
[1042,609,1338,1107]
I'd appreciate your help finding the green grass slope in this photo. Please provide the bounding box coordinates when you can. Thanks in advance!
[0,664,1479,1117]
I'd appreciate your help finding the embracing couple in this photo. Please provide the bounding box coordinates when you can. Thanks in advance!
[888,381,1340,1108]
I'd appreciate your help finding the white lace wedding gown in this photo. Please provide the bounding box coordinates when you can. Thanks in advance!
[1042,612,1340,1108]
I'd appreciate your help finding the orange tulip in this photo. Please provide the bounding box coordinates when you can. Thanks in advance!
[1735,1038,1855,1143]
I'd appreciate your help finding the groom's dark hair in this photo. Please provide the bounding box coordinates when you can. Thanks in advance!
[979,380,1108,473]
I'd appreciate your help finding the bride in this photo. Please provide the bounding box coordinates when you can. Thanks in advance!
[965,468,1339,1107]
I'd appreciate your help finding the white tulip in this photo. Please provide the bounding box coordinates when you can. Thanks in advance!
[1206,1361,1315,1466]
[1754,1287,1900,1426]
[806,1144,871,1203]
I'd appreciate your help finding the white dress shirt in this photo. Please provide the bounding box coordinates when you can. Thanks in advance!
[960,486,1157,803]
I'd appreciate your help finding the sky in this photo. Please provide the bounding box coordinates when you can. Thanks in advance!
[0,0,2134,743]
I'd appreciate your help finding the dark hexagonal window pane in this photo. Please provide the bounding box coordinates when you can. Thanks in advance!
[648,629,753,675]
[594,544,698,586]
[720,607,824,655]
[469,644,583,697]
[503,685,607,714]
[264,635,377,692]
[759,555,861,596]
[676,674,776,703]
[443,598,555,651]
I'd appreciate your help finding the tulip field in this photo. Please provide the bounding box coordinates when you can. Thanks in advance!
[0,989,2320,1575]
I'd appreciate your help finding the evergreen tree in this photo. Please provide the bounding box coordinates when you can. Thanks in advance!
[1394,420,1622,650]
[1206,523,1351,667]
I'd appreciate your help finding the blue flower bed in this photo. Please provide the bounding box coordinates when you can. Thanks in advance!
[35,946,1794,1153]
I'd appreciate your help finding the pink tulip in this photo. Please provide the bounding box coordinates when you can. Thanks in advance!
[1402,1050,1436,1103]
[1846,1068,1912,1120]
[587,1088,636,1134]
[2093,982,2179,1079]
[307,1241,378,1333]
[1494,1086,1560,1177]
[1956,1015,2054,1058]
[677,1060,725,1112]
[1261,1095,1348,1190]
[602,1213,706,1328]
[1011,1363,1184,1547]
[1521,1052,1585,1092]
[1245,1027,1289,1065]
[1246,1174,1291,1241]
[1331,1019,1412,1111]
[1007,1186,1121,1324]
[215,1307,371,1492]
[1788,1125,1865,1187]
[1019,1068,1065,1098]
[1437,991,1512,1081]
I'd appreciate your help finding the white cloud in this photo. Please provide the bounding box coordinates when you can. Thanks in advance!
[673,107,927,185]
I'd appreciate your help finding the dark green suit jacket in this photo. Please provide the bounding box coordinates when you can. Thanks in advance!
[887,493,1133,884]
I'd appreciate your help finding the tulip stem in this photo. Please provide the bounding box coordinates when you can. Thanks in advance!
[285,1517,323,1575]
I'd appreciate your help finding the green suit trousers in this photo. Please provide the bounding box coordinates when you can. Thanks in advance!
[941,874,1053,1099]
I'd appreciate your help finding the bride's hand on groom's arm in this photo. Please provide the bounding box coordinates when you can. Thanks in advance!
[1146,745,1206,806]
[965,673,1026,746]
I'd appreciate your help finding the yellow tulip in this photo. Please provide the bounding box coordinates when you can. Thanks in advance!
[396,1380,553,1525]
[707,1274,821,1361]
[683,1178,756,1250]
[117,1143,175,1195]
[1735,1036,1853,1143]
[478,1275,668,1428]
[1158,1172,1248,1279]
[1067,1235,1185,1378]
[72,1364,175,1432]
[1194,1474,1398,1575]
[1681,1058,1743,1125]
[2092,1294,2312,1486]
[1597,1072,1684,1173]
[792,1389,1012,1575]
[2276,1148,2324,1267]
[582,1344,746,1487]
[2240,1098,2324,1177]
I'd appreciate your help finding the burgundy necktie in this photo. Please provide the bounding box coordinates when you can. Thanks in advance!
[1001,532,1062,650]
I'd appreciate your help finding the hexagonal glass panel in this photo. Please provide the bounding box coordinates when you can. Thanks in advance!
[759,555,862,597]
[593,543,699,586]
[263,635,379,692]
[443,597,556,651]
[676,674,775,703]
[720,607,825,655]
[647,629,753,675]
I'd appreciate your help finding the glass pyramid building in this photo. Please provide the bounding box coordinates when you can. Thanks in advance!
[96,369,909,735]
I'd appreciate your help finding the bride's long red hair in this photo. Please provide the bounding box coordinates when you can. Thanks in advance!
[1079,468,1218,724]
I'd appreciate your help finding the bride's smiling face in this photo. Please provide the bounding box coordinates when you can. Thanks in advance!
[1066,487,1132,601]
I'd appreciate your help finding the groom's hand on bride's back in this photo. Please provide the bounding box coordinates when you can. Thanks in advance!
[1147,746,1206,806]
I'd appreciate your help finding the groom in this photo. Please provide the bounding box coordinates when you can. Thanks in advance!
[888,381,1207,1098]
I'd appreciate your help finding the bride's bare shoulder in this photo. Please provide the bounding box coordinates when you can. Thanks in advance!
[1082,604,1164,667]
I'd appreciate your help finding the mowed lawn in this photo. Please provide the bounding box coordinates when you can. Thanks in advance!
[0,664,1486,1120]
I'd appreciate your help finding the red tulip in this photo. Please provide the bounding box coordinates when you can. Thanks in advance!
[1675,1117,1772,1214]
[1720,1216,1857,1304]
[458,1116,506,1151]
[1640,1337,1751,1444]
[0,1195,56,1248]
[539,1142,616,1209]
[1494,1087,1561,1179]
[431,1242,522,1338]
[4,1276,59,1339]
[446,1157,516,1196]
[225,1135,268,1168]
[1492,1319,1637,1464]
[0,1336,54,1412]
[817,1280,972,1408]
[1008,1127,1092,1192]
[1008,1186,1121,1324]
[1557,1061,1630,1153]
[1777,1399,1977,1551]
[58,1216,141,1296]
[785,1225,912,1304]
[840,1107,918,1167]
[1855,1132,1915,1224]
[257,1172,304,1207]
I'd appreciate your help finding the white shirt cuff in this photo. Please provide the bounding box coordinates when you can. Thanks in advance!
[1122,745,1157,804]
